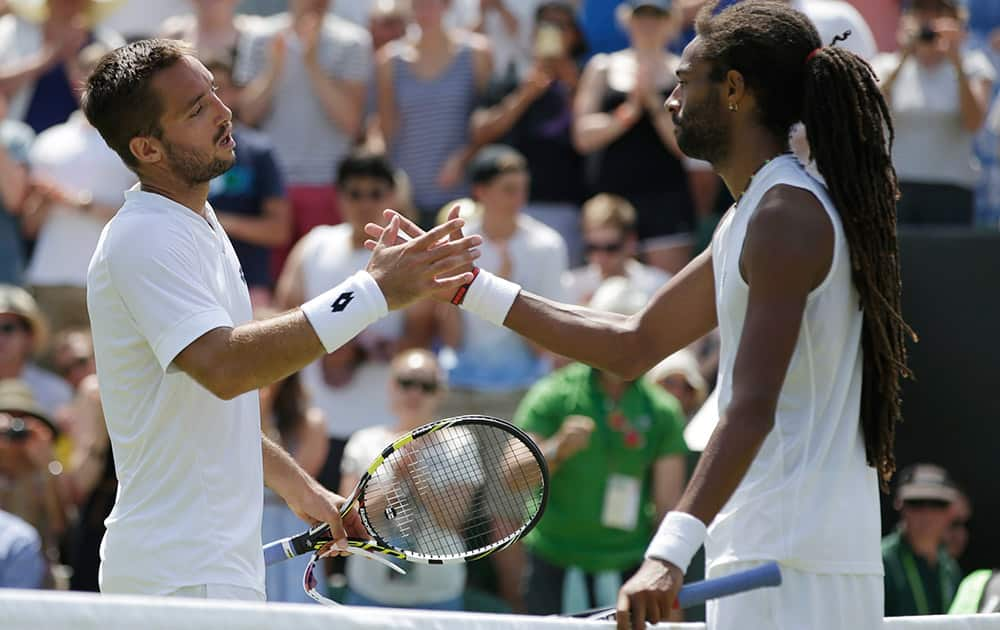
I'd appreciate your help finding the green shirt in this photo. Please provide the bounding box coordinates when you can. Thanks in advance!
[514,363,687,572]
[882,529,962,616]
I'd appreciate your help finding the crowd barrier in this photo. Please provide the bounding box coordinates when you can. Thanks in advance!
[3,589,1000,630]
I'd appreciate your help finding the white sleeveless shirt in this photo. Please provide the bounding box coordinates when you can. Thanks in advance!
[706,155,882,576]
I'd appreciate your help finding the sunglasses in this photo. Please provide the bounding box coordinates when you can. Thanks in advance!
[0,321,28,335]
[395,376,439,394]
[344,187,389,202]
[903,499,951,510]
[585,241,625,254]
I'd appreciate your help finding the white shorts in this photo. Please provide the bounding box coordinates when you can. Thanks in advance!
[706,561,883,630]
[164,584,265,602]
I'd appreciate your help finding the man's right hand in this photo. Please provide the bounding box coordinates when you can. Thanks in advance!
[366,214,482,310]
[552,415,595,461]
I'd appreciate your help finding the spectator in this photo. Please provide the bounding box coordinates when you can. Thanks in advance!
[791,0,878,59]
[474,0,548,80]
[340,348,469,610]
[275,151,422,495]
[562,193,670,306]
[160,0,266,66]
[873,0,994,225]
[436,145,567,424]
[0,379,65,579]
[0,0,124,133]
[573,0,696,274]
[368,0,409,52]
[259,368,328,603]
[944,488,972,561]
[236,0,373,274]
[375,0,493,227]
[0,508,46,588]
[0,93,35,286]
[48,328,95,392]
[647,348,707,420]
[514,277,687,616]
[0,285,71,417]
[948,567,1000,614]
[472,1,589,264]
[20,42,137,334]
[883,463,963,616]
[98,0,189,41]
[332,0,480,33]
[203,56,291,307]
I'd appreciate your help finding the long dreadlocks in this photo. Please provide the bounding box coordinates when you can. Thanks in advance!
[695,1,916,489]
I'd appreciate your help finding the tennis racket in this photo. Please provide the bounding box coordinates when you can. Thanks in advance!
[263,415,549,570]
[578,562,783,619]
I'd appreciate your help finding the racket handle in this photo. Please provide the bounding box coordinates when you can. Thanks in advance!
[676,561,782,608]
[578,562,782,620]
[263,523,332,566]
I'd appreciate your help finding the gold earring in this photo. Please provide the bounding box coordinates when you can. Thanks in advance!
[729,103,738,112]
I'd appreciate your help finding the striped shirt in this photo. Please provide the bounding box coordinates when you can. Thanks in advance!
[388,43,477,212]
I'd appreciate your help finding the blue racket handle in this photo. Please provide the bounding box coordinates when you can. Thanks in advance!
[263,539,292,566]
[677,561,782,608]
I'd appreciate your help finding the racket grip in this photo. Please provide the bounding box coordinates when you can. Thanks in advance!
[263,539,291,566]
[263,523,332,566]
[676,561,782,608]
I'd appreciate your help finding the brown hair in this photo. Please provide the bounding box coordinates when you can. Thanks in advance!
[581,193,637,233]
[81,39,192,170]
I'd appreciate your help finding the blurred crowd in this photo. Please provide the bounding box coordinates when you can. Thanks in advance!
[1,0,998,619]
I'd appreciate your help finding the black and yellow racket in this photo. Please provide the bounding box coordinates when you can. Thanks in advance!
[263,415,548,569]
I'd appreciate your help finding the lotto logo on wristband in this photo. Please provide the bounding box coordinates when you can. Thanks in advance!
[330,292,354,312]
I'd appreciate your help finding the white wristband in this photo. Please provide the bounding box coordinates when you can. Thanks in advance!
[645,511,707,575]
[458,269,521,327]
[300,270,388,353]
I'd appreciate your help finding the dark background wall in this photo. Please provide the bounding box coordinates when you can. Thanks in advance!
[880,229,1000,572]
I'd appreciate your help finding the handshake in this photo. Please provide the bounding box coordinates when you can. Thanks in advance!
[361,206,482,310]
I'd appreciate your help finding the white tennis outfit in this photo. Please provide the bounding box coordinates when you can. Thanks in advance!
[707,156,882,629]
[88,187,264,598]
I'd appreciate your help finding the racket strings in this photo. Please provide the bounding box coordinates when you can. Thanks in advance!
[361,423,545,559]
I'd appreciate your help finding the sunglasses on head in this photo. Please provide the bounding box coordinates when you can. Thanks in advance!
[585,240,625,254]
[344,187,389,202]
[395,376,439,394]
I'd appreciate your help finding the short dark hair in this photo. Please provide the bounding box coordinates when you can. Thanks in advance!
[81,39,192,170]
[468,145,528,186]
[335,151,397,188]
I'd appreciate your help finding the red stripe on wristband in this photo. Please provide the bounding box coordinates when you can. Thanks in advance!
[450,267,480,305]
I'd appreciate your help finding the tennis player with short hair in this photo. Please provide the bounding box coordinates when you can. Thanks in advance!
[82,39,481,600]
[367,2,912,628]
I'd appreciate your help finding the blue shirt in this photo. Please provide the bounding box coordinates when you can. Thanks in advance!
[207,126,285,288]
[0,510,46,588]
[0,120,34,285]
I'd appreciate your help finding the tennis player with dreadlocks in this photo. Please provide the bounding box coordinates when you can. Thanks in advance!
[367,1,913,627]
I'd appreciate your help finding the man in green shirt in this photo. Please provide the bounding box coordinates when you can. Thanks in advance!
[513,278,688,615]
[883,463,963,616]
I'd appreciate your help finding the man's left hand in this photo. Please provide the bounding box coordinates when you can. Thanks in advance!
[288,481,366,557]
[616,558,683,630]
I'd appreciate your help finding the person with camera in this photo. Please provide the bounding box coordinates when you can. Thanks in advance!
[471,1,588,264]
[873,0,994,226]
[0,379,64,588]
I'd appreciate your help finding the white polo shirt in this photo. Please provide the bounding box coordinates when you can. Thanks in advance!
[87,186,263,596]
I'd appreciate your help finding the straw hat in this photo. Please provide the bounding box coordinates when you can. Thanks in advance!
[0,284,50,355]
[7,0,127,25]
